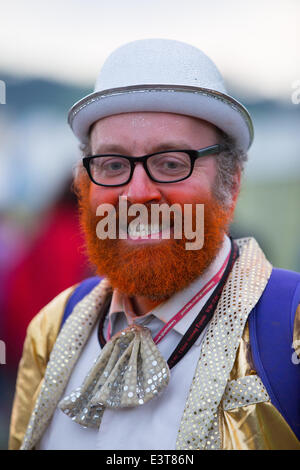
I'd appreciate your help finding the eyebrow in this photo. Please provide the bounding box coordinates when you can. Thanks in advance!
[92,141,195,155]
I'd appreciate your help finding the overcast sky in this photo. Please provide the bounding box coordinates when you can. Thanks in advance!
[1,0,300,101]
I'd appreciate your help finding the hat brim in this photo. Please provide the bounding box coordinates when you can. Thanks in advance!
[68,84,253,151]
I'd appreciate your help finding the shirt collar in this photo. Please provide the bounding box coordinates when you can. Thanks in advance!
[108,235,231,340]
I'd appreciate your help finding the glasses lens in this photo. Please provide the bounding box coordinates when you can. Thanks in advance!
[148,152,191,182]
[89,156,131,185]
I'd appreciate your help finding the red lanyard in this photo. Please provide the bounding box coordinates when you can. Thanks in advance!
[153,251,230,344]
[107,250,230,343]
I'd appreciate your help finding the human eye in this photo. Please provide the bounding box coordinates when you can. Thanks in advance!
[92,156,129,176]
[150,152,190,175]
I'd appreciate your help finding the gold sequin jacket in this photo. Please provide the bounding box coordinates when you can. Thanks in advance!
[8,238,300,450]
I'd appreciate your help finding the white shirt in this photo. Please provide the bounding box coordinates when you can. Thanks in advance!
[37,235,231,450]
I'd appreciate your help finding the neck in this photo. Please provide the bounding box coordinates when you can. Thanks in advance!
[130,295,162,317]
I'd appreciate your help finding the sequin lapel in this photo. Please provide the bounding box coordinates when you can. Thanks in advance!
[21,279,112,450]
[176,237,272,450]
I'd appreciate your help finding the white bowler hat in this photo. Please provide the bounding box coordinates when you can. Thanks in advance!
[68,39,254,151]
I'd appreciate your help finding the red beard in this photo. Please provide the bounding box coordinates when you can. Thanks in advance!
[77,179,233,301]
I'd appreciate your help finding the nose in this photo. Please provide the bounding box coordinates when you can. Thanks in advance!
[121,162,162,204]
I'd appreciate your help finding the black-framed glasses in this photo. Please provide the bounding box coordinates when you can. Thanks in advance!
[82,144,225,187]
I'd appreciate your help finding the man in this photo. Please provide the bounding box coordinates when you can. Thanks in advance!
[9,39,300,450]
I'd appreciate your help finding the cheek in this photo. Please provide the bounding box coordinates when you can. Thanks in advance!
[89,185,121,211]
[163,177,214,205]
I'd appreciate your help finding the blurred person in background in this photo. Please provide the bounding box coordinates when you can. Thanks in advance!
[2,178,91,368]
[8,39,300,450]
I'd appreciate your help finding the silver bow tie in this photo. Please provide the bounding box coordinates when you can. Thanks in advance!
[58,323,170,428]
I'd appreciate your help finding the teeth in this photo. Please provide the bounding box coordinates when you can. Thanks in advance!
[128,223,162,237]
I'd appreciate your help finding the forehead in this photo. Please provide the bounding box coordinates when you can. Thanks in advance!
[89,112,219,152]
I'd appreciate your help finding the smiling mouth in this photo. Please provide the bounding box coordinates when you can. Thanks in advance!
[124,222,174,241]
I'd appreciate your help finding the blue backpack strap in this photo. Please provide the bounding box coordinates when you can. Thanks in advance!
[60,276,102,329]
[249,267,300,440]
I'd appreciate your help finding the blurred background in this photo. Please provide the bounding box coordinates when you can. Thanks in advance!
[0,0,299,450]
